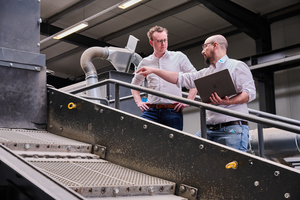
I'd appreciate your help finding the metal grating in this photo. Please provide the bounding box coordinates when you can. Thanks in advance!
[28,159,176,198]
[0,128,91,153]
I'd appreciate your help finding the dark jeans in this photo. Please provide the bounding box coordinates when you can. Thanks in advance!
[141,108,183,130]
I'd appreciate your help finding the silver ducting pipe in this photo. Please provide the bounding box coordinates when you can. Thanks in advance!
[249,128,300,162]
[80,47,109,101]
[131,52,143,71]
[80,35,141,102]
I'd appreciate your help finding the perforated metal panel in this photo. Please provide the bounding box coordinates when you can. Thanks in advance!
[28,159,176,198]
[0,128,91,153]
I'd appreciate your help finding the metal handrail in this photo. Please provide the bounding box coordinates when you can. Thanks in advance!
[69,78,300,157]
[70,78,300,134]
[248,108,300,126]
[184,91,300,127]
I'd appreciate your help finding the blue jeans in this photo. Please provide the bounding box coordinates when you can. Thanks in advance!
[195,123,249,152]
[141,108,183,130]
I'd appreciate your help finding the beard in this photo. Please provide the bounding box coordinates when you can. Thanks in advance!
[204,49,214,66]
[204,57,210,66]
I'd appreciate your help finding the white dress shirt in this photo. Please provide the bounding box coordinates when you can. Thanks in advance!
[131,51,197,104]
[177,55,256,125]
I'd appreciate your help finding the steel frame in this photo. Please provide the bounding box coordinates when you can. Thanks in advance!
[47,86,300,200]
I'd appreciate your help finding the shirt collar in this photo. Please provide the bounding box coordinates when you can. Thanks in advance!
[216,55,228,68]
[152,50,169,59]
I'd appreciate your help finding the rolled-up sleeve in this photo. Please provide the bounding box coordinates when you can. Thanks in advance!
[177,71,201,89]
[131,73,144,86]
[232,62,256,103]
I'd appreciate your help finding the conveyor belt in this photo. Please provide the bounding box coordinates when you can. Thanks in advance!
[0,128,183,199]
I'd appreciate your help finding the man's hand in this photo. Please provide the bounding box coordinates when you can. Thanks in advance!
[209,92,230,105]
[136,101,150,112]
[174,102,190,112]
[136,67,154,77]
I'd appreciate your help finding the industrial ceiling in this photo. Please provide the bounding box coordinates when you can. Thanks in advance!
[40,0,300,86]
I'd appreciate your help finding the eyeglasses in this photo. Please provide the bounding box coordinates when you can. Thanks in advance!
[202,42,214,49]
[154,39,167,44]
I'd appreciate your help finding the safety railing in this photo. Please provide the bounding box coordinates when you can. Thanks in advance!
[69,78,300,157]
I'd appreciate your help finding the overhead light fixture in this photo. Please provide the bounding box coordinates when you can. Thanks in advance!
[118,0,143,9]
[53,22,88,40]
[40,0,139,44]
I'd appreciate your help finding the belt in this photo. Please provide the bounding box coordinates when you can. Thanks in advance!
[206,120,248,131]
[148,104,176,109]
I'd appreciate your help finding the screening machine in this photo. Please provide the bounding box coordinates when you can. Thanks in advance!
[1,1,300,200]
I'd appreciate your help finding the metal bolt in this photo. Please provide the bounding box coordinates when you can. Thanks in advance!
[37,18,42,24]
[284,193,291,199]
[100,109,103,113]
[249,161,254,166]
[49,125,52,129]
[94,146,99,151]
[60,105,63,108]
[169,134,174,139]
[24,143,30,150]
[143,124,147,129]
[9,63,13,67]
[190,189,196,196]
[254,181,259,186]
[148,187,154,193]
[120,116,124,120]
[113,188,119,195]
[37,43,40,47]
[35,67,39,71]
[67,146,72,151]
[180,185,186,192]
[274,171,280,176]
[199,144,204,149]
[100,147,105,152]
[60,127,63,132]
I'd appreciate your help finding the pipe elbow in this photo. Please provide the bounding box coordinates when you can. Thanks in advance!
[80,47,109,78]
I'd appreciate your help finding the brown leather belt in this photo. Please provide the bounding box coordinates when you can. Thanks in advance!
[207,120,248,131]
[148,104,176,109]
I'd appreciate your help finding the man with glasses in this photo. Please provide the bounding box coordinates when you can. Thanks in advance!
[131,25,197,131]
[135,35,256,152]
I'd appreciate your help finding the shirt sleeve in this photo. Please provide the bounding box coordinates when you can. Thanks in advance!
[179,53,197,73]
[131,61,145,86]
[232,62,256,102]
[177,71,200,89]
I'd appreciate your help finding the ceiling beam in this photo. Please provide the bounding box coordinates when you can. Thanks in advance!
[40,23,112,47]
[265,2,300,23]
[43,0,95,24]
[101,1,200,41]
[194,0,272,53]
[41,0,300,72]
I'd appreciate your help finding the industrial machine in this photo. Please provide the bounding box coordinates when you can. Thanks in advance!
[1,1,300,200]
